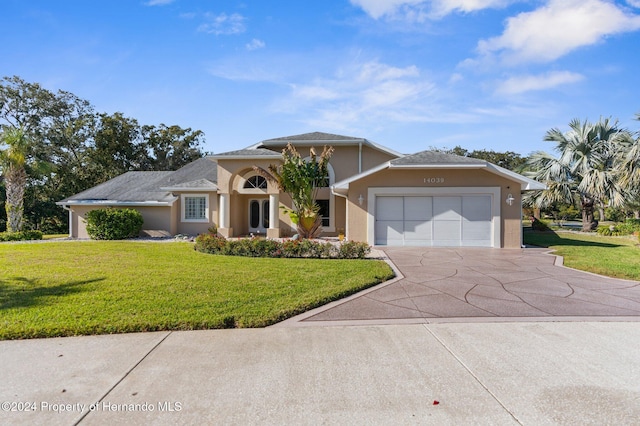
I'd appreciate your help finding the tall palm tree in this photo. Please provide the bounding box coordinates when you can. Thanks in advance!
[525,118,628,232]
[0,127,29,232]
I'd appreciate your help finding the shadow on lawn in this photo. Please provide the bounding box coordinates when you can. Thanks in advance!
[0,277,105,310]
[524,230,622,249]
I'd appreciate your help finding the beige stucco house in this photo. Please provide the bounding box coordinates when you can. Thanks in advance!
[58,132,544,248]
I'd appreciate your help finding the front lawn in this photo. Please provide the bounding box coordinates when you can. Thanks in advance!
[0,241,394,340]
[524,230,640,280]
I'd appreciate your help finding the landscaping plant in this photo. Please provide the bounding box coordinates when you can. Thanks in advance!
[85,208,143,240]
[253,142,334,239]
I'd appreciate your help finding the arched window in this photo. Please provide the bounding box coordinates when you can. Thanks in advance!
[244,175,267,189]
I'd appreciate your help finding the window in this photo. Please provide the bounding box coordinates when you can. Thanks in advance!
[244,175,267,189]
[317,199,330,227]
[182,194,209,222]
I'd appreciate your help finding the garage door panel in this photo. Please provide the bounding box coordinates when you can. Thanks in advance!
[404,220,432,243]
[375,221,404,246]
[432,220,461,243]
[462,220,492,241]
[404,197,432,221]
[463,196,491,221]
[376,197,403,220]
[433,197,461,220]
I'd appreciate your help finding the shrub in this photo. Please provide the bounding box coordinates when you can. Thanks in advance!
[337,241,371,259]
[194,233,227,254]
[85,208,144,240]
[0,230,44,241]
[194,235,371,259]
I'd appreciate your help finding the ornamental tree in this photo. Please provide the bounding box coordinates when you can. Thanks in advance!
[254,142,333,239]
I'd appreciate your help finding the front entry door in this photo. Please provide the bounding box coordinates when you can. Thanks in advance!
[248,199,270,234]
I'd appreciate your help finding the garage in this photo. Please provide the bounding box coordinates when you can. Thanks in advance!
[374,195,493,247]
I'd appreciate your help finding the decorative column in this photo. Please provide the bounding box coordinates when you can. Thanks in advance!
[267,193,279,238]
[219,193,232,237]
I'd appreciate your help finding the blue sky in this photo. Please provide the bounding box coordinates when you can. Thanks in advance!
[3,0,640,156]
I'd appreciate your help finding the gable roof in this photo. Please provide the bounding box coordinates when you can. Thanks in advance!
[58,156,218,206]
[211,147,281,160]
[332,150,545,192]
[248,132,404,158]
[58,171,177,206]
[390,150,486,166]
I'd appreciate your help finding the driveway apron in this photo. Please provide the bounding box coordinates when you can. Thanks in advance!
[282,247,640,325]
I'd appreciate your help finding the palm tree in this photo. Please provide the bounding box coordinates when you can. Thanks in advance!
[0,127,29,232]
[254,142,334,239]
[525,118,628,232]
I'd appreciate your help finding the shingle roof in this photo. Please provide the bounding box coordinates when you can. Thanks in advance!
[262,132,364,143]
[59,156,219,205]
[212,148,281,158]
[59,171,176,203]
[156,157,217,187]
[390,151,486,166]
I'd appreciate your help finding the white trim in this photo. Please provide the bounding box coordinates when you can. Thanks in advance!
[181,193,210,223]
[238,171,269,194]
[366,187,501,248]
[388,164,486,169]
[56,199,177,207]
[332,160,544,192]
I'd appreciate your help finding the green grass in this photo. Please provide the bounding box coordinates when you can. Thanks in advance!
[0,241,394,340]
[524,230,640,280]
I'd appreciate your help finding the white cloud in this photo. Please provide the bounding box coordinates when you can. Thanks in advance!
[350,0,515,20]
[628,0,640,8]
[478,0,640,64]
[349,0,424,19]
[246,39,265,51]
[496,71,584,95]
[429,0,514,18]
[277,60,439,130]
[145,0,175,5]
[198,13,246,35]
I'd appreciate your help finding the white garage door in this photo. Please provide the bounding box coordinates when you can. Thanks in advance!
[375,195,492,247]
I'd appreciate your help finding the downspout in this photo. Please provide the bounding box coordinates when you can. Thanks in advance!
[358,142,362,174]
[331,186,349,239]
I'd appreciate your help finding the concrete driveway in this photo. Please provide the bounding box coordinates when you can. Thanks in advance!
[280,247,640,325]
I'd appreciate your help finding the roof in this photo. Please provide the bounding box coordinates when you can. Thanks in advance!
[58,171,177,205]
[333,150,546,192]
[390,150,486,166]
[262,132,364,143]
[58,156,219,206]
[251,132,404,158]
[211,147,281,159]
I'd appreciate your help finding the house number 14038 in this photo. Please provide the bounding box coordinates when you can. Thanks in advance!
[424,177,445,184]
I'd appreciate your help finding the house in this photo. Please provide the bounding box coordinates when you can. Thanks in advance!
[57,132,544,248]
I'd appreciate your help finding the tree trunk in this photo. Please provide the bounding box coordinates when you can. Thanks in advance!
[297,215,323,239]
[5,166,27,232]
[580,196,598,232]
[635,210,640,220]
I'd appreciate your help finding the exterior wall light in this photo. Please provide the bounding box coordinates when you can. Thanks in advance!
[358,194,365,206]
[506,194,515,206]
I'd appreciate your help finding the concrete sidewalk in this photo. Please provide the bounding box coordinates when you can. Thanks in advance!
[1,323,639,425]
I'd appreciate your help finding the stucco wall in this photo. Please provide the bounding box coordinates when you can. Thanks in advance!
[344,168,523,248]
[68,205,174,239]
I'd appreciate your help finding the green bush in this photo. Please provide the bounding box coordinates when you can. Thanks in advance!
[598,219,640,237]
[85,208,144,240]
[194,234,371,259]
[0,230,44,241]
